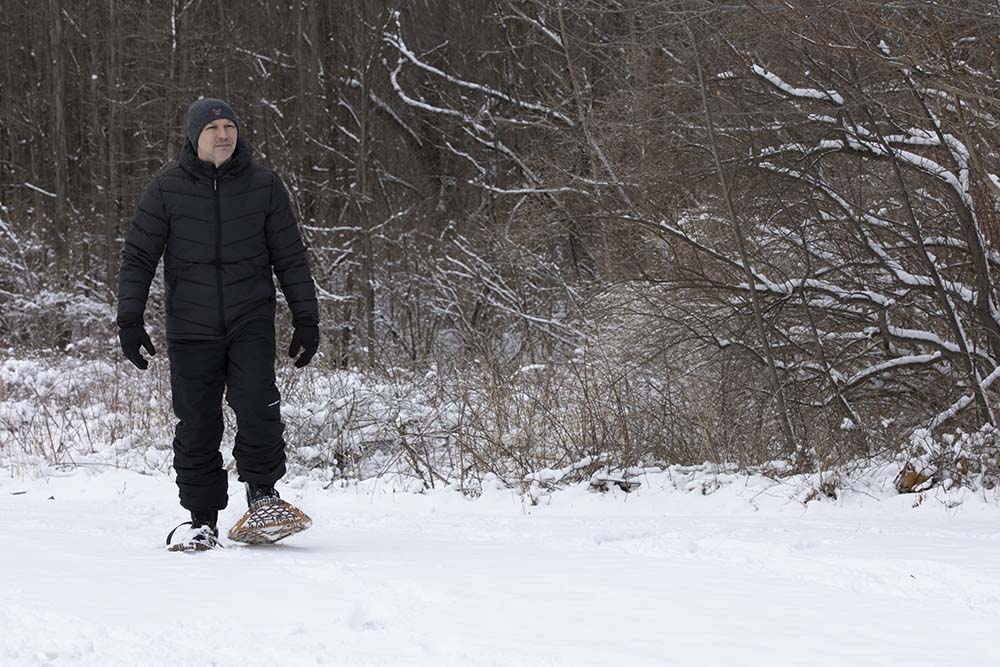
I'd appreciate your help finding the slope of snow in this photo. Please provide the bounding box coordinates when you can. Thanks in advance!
[2,469,999,667]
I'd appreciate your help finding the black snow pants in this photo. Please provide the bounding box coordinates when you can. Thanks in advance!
[167,318,287,512]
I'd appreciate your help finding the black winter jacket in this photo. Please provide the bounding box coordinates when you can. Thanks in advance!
[117,138,318,341]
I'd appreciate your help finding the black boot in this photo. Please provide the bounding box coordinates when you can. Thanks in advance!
[246,483,280,508]
[166,510,221,552]
[191,509,218,527]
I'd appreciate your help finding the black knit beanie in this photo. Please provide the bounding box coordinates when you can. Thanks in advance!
[185,98,240,148]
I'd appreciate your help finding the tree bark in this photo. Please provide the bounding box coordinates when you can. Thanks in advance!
[49,0,68,275]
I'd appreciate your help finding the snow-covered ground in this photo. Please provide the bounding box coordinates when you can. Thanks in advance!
[3,468,999,667]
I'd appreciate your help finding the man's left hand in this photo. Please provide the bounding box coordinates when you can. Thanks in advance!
[288,324,319,368]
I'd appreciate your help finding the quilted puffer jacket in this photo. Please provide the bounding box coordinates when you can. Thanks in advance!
[117,137,318,340]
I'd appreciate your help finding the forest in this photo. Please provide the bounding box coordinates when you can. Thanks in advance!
[3,0,1000,492]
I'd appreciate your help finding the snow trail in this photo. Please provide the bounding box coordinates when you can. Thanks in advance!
[2,470,999,666]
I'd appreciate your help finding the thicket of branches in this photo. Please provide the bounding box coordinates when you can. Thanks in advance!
[4,0,1000,484]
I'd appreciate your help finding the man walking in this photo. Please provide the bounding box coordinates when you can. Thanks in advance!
[117,98,320,551]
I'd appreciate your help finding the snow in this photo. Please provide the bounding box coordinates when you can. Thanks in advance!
[22,183,58,199]
[930,362,1000,430]
[751,64,845,106]
[4,359,1000,665]
[3,468,1000,666]
[384,29,574,126]
[843,351,941,388]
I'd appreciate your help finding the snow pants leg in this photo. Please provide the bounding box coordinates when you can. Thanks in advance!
[168,318,287,513]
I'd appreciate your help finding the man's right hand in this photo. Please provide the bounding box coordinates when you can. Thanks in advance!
[119,324,156,370]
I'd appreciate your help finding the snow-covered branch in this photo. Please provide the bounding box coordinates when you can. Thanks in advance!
[751,64,844,106]
[383,30,574,126]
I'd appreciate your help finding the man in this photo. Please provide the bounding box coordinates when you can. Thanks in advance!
[117,98,320,551]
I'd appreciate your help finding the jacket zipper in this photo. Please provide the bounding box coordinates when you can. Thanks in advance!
[214,172,226,335]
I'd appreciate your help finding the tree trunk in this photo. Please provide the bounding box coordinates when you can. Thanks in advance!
[49,0,68,276]
[105,0,120,288]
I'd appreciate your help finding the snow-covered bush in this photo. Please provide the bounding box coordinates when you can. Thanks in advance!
[896,425,1000,493]
[0,349,717,486]
[1,289,115,353]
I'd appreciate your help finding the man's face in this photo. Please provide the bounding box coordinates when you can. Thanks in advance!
[196,119,237,167]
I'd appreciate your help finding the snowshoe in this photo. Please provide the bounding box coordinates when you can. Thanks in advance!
[227,484,312,545]
[165,521,221,552]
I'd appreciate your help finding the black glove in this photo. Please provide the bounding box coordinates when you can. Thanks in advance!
[288,324,319,368]
[119,324,156,370]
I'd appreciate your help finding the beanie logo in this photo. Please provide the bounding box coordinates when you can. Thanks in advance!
[211,107,223,116]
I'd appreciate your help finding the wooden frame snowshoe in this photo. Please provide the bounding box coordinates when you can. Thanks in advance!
[167,539,216,553]
[227,497,312,544]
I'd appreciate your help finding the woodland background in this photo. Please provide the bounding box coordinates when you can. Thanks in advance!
[4,0,1000,491]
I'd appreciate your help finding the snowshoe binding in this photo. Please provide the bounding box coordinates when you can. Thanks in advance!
[166,513,221,552]
[227,484,312,545]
